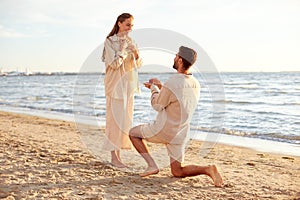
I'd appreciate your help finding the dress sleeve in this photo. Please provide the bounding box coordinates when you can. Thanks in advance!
[102,38,128,70]
[135,56,143,68]
[127,37,142,68]
[150,84,173,111]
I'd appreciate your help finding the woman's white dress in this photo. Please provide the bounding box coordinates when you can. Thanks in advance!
[102,34,142,151]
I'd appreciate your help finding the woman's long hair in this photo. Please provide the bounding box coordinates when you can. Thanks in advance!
[106,13,133,38]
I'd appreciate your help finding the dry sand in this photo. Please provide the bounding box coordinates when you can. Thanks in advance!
[0,111,299,199]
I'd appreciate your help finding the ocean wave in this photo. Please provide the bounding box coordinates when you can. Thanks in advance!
[225,82,256,85]
[0,103,75,115]
[21,96,47,101]
[226,85,260,89]
[190,126,300,144]
[216,100,262,105]
[215,99,300,107]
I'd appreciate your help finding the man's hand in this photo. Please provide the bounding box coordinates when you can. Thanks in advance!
[143,78,162,90]
[149,78,162,89]
[143,82,152,89]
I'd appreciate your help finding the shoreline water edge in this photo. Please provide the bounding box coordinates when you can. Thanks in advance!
[1,107,299,157]
[0,72,299,157]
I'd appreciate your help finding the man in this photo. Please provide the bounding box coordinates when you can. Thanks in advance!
[129,46,223,187]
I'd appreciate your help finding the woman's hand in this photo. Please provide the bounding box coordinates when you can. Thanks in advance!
[127,44,139,60]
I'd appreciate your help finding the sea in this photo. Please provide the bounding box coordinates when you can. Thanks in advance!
[0,72,299,156]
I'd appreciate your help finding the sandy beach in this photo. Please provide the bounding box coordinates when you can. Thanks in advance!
[0,111,299,199]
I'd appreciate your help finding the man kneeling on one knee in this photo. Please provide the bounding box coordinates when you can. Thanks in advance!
[129,46,223,187]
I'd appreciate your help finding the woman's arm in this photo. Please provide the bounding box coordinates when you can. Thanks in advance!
[103,38,127,70]
[127,38,142,68]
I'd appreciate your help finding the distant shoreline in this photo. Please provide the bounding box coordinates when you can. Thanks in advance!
[1,71,300,77]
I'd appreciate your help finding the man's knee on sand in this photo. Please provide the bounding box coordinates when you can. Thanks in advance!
[170,159,185,177]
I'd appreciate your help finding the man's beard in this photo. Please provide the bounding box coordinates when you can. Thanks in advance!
[173,61,178,70]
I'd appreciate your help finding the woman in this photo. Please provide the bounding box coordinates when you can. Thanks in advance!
[102,13,142,167]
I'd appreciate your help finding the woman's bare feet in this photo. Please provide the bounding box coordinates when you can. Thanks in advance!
[207,165,223,187]
[139,166,159,177]
[111,150,127,168]
[111,160,127,168]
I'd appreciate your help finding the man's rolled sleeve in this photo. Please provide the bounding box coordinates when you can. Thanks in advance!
[150,84,172,111]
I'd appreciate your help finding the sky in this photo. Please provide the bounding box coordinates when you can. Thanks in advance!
[0,0,299,72]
